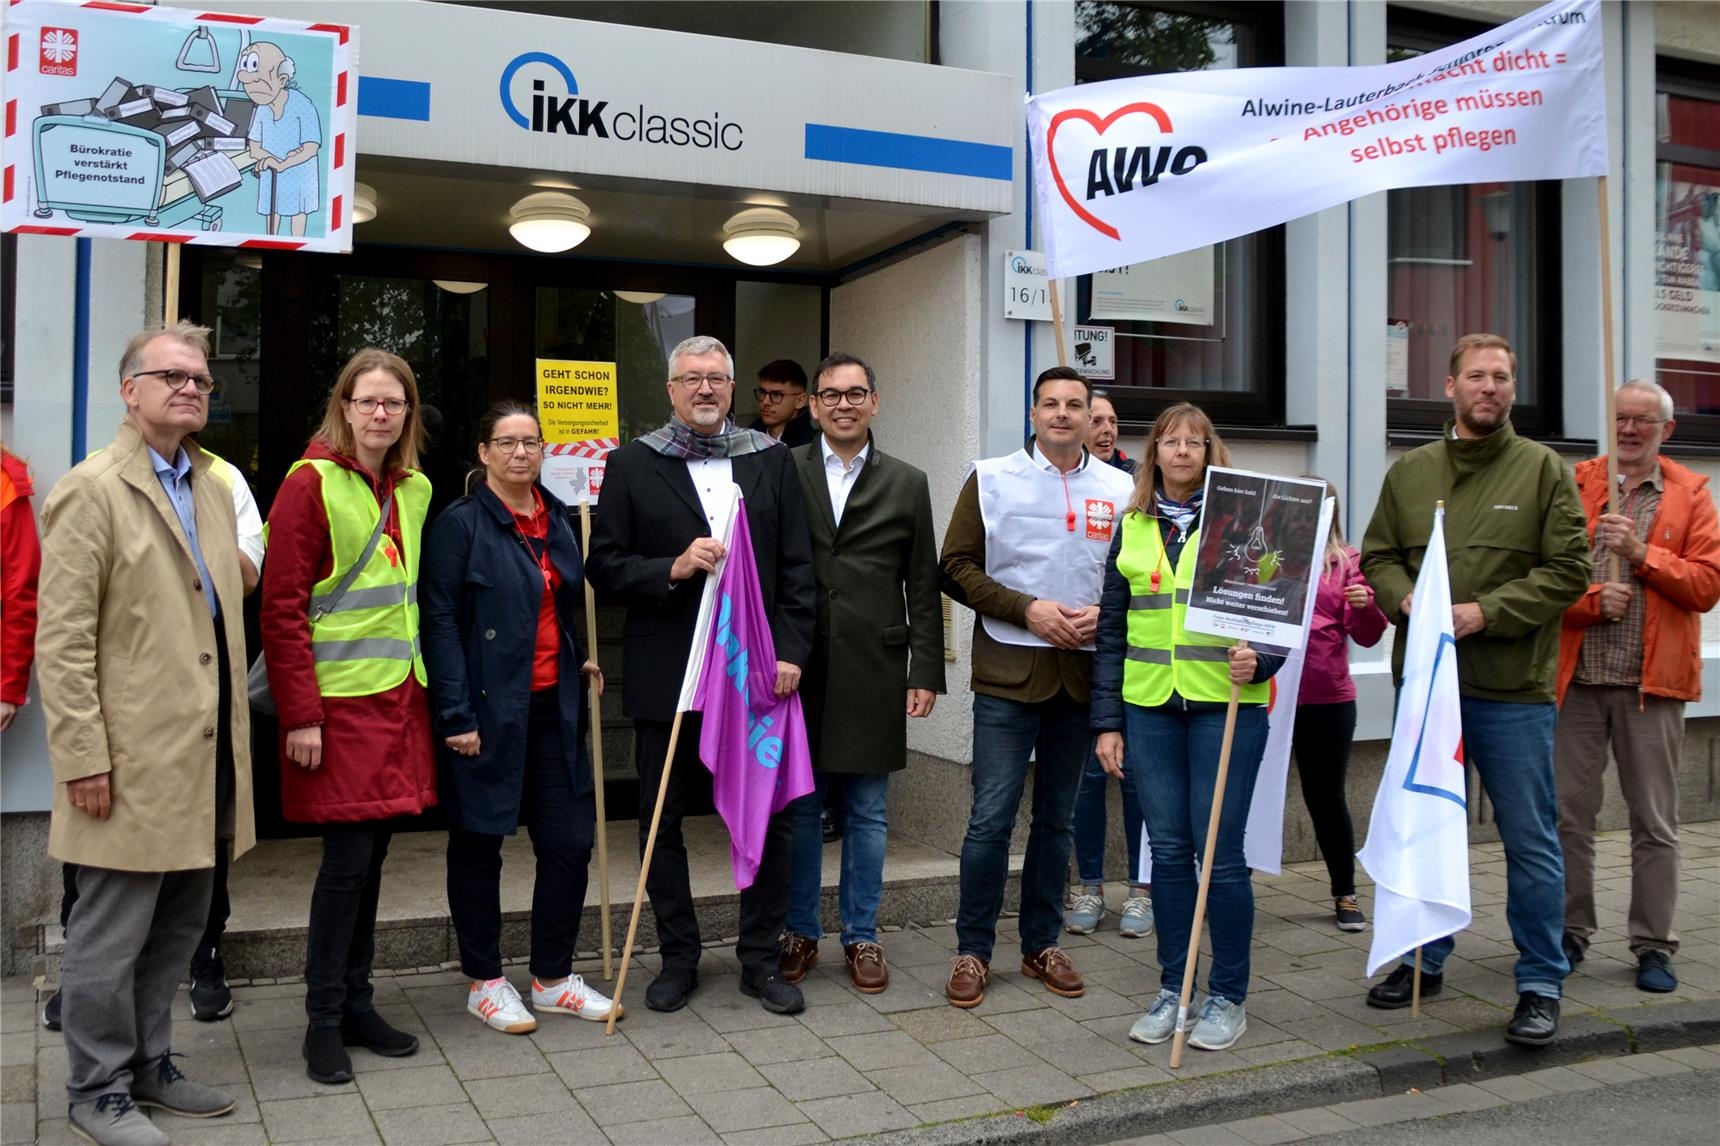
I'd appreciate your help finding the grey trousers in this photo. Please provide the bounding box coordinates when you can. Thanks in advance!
[62,865,215,1103]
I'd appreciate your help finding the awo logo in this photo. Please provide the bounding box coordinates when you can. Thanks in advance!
[40,27,78,77]
[498,51,744,151]
[1047,102,1209,240]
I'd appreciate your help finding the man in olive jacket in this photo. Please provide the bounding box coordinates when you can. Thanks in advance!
[38,323,254,1146]
[1360,333,1591,1048]
[778,353,945,995]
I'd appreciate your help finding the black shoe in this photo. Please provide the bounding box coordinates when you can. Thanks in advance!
[41,989,61,1031]
[1366,964,1443,1009]
[302,1026,353,1085]
[740,970,805,1015]
[340,1009,418,1057]
[1505,992,1559,1046]
[1562,932,1585,968]
[645,967,698,1013]
[1636,950,1677,993]
[820,808,841,844]
[188,946,233,1022]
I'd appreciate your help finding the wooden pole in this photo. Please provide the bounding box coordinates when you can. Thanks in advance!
[1049,278,1069,368]
[1168,662,1245,1069]
[1598,175,1621,583]
[579,496,614,982]
[606,709,684,1035]
[1411,944,1423,1019]
[163,244,181,326]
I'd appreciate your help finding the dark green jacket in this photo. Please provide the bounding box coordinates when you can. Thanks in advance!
[1361,420,1591,703]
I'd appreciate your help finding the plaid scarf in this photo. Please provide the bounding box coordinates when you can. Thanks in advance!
[637,415,780,460]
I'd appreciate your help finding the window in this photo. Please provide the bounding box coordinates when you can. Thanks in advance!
[1072,1,1285,427]
[1654,67,1720,432]
[1385,11,1560,435]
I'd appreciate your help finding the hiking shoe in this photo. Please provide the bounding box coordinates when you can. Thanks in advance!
[778,933,820,983]
[468,978,537,1034]
[302,1026,352,1085]
[533,975,619,1022]
[1636,950,1677,993]
[188,946,233,1021]
[1128,988,1184,1045]
[1187,995,1247,1051]
[1505,992,1559,1046]
[645,967,698,1013]
[340,1008,419,1056]
[67,1092,167,1146]
[1366,963,1441,1009]
[945,954,989,1008]
[130,1052,235,1117]
[740,970,805,1014]
[1118,895,1154,938]
[1334,896,1367,933]
[42,989,61,1031]
[1064,887,1104,935]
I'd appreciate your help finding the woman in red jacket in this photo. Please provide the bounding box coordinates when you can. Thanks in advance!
[1,446,40,731]
[261,349,436,1085]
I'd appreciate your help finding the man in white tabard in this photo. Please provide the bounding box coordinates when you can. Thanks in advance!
[938,366,1135,1008]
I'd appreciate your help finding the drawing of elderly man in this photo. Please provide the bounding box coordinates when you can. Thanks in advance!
[240,42,321,237]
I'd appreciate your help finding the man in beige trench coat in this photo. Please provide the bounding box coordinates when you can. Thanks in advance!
[37,321,255,1146]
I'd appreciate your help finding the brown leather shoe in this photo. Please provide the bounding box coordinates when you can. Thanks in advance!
[1021,946,1085,998]
[778,934,819,984]
[945,954,989,1008]
[845,941,889,994]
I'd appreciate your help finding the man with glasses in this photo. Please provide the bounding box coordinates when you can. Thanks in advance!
[1554,380,1720,995]
[776,353,944,995]
[36,323,254,1145]
[748,359,816,448]
[587,335,815,1015]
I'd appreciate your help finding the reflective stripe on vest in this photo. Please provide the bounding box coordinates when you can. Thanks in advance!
[290,458,430,697]
[1116,513,1267,706]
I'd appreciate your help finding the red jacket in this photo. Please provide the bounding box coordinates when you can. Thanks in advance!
[1557,455,1720,704]
[1,450,41,706]
[260,442,436,823]
[1297,546,1390,706]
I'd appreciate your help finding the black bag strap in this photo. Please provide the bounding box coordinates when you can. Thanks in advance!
[309,494,394,622]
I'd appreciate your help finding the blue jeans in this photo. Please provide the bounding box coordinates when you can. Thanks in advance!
[785,771,890,946]
[1127,701,1269,1004]
[1402,698,1567,999]
[1073,750,1145,886]
[958,692,1090,962]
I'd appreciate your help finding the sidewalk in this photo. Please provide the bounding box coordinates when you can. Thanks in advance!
[4,821,1715,1145]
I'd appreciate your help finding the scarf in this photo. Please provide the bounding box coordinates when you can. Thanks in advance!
[637,415,780,460]
[1155,486,1203,543]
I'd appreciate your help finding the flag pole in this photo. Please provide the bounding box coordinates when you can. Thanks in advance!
[1049,278,1070,369]
[1169,644,1246,1070]
[164,244,181,325]
[1597,175,1621,582]
[1411,944,1423,1019]
[579,496,615,982]
[607,710,683,1035]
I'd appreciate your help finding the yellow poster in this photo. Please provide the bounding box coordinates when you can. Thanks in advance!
[535,359,619,443]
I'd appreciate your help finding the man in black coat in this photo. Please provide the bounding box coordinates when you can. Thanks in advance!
[747,358,817,448]
[586,335,816,1016]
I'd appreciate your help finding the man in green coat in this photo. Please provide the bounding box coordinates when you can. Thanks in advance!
[1360,333,1592,1047]
[778,353,945,994]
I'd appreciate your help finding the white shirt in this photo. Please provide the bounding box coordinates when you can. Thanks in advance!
[821,439,869,527]
[687,455,734,533]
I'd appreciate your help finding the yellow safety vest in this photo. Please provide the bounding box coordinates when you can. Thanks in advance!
[1117,512,1266,707]
[283,458,429,697]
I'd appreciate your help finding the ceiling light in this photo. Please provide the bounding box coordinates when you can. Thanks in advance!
[433,280,489,295]
[509,191,591,253]
[722,207,800,266]
[352,182,377,224]
[613,290,667,304]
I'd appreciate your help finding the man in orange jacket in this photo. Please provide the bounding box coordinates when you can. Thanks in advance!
[1555,379,1720,994]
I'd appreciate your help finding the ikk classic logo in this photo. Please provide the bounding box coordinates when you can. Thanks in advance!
[1046,101,1208,241]
[498,51,744,151]
[40,27,79,77]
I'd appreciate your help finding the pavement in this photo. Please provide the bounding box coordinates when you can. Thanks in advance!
[2,820,1715,1145]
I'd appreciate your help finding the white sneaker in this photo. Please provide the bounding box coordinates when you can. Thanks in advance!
[1118,896,1154,938]
[1187,994,1247,1051]
[532,975,619,1022]
[468,978,537,1034]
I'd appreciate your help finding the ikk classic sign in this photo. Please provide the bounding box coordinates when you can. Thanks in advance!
[3,1,358,252]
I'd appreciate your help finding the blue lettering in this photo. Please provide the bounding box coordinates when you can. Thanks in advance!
[747,713,774,749]
[754,737,782,768]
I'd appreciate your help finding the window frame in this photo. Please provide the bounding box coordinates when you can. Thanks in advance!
[1652,58,1720,443]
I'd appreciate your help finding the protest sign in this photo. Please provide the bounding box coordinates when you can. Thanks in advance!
[536,358,618,506]
[1183,468,1327,649]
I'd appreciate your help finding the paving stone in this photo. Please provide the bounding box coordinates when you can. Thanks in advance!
[1473,1071,1556,1101]
[438,1029,553,1081]
[604,1114,722,1144]
[260,1093,375,1143]
[684,1086,807,1133]
[656,1051,769,1097]
[886,1005,993,1044]
[1222,1115,1309,1146]
[371,1101,493,1145]
[822,1029,939,1071]
[792,1002,897,1039]
[758,1056,875,1101]
[974,1058,1093,1107]
[32,1119,82,1146]
[545,1044,660,1089]
[576,1078,692,1126]
[1029,1031,1145,1075]
[356,1063,467,1111]
[719,1122,830,1145]
[724,1025,837,1067]
[485,1106,608,1145]
[1324,1092,1437,1127]
[1078,1063,1177,1091]
[928,1032,1043,1074]
[149,1120,272,1144]
[1515,1064,1606,1093]
[1,1102,35,1146]
[793,1090,916,1137]
[1625,1051,1696,1077]
[1569,1057,1654,1085]
[1420,1082,1510,1114]
[864,1060,988,1106]
[622,1011,734,1060]
[463,1071,582,1119]
[1166,1126,1251,1144]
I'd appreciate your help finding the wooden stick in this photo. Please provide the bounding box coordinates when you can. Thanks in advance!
[1049,278,1069,369]
[1169,672,1244,1069]
[1411,945,1423,1019]
[164,243,181,326]
[579,497,614,982]
[607,709,684,1035]
[1598,175,1620,583]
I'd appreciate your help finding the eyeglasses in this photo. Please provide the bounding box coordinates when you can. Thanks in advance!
[486,436,544,454]
[1158,437,1208,451]
[133,368,217,395]
[672,373,733,389]
[814,387,873,407]
[752,387,802,405]
[1615,415,1665,429]
[345,397,410,416]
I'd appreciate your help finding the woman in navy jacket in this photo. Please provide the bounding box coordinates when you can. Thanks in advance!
[421,400,616,1034]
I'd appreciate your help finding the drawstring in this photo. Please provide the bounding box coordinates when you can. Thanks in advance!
[1061,471,1076,532]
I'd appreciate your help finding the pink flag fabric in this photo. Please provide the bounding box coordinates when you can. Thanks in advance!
[690,500,816,889]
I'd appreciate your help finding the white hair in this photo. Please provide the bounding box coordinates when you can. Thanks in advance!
[667,336,734,380]
[1618,378,1674,422]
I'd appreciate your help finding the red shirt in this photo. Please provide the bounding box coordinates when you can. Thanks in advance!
[511,488,562,690]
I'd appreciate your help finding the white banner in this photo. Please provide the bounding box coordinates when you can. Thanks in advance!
[1027,0,1606,279]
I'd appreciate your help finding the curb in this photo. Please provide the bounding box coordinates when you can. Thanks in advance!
[857,999,1720,1146]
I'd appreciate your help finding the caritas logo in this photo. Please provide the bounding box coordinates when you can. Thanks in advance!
[39,27,79,77]
[1047,102,1207,241]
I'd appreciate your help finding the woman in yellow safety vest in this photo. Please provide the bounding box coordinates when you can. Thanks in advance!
[1090,402,1285,1055]
[260,348,436,1086]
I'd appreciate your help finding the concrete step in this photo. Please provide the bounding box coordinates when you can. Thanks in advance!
[32,815,1020,983]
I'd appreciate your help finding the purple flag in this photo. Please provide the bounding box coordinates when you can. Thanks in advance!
[689,501,815,889]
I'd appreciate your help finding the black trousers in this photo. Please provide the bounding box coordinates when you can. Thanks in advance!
[304,824,391,1027]
[634,715,794,977]
[447,688,595,982]
[1290,700,1359,898]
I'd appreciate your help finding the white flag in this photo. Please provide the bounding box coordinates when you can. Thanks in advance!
[1356,508,1470,977]
[1027,0,1606,278]
[673,485,740,713]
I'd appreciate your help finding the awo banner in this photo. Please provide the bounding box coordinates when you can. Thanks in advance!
[1027,0,1605,278]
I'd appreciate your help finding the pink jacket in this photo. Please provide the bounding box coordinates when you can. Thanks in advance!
[1298,547,1389,705]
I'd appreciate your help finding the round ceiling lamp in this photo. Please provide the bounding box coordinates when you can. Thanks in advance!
[509,191,592,253]
[433,280,489,295]
[613,290,667,304]
[352,182,377,224]
[722,207,800,267]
